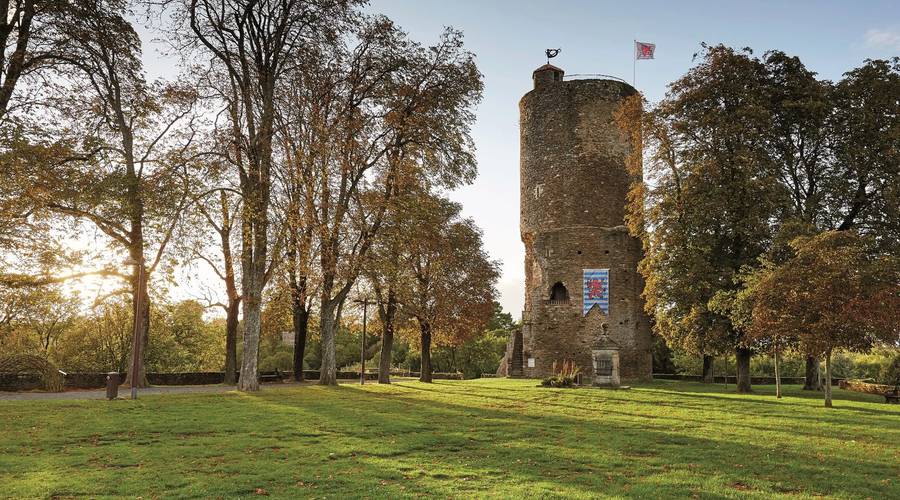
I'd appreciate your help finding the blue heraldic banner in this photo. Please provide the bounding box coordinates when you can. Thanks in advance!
[583,269,609,316]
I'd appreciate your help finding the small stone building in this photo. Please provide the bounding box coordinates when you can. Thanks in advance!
[503,64,652,382]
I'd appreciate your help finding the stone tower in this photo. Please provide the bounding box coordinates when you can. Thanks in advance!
[505,63,652,381]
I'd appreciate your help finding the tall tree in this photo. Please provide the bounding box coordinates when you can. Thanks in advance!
[759,53,900,390]
[620,45,781,393]
[295,22,483,385]
[24,0,198,387]
[286,229,314,381]
[750,231,899,407]
[190,174,243,384]
[273,76,319,382]
[364,195,406,384]
[394,194,499,383]
[170,0,356,391]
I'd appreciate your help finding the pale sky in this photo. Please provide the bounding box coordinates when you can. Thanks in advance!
[135,1,900,317]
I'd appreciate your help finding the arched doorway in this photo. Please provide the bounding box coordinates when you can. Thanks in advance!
[549,282,569,303]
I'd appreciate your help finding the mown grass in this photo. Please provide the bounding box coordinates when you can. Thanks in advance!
[1,378,898,499]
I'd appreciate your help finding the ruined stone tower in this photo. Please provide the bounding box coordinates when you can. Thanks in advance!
[504,64,652,381]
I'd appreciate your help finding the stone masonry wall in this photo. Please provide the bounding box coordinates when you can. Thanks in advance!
[512,67,652,381]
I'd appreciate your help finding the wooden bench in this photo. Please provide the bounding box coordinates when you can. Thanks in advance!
[259,370,283,384]
[885,388,899,404]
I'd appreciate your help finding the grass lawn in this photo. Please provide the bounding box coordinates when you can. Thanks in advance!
[1,378,898,499]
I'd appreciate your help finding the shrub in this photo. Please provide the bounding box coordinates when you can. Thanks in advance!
[669,348,900,382]
[541,360,581,388]
[879,355,900,386]
[259,350,293,372]
[0,354,64,392]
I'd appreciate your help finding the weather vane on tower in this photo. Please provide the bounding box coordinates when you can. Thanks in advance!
[545,48,560,64]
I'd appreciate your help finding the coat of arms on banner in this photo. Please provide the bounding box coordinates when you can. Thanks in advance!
[583,269,609,316]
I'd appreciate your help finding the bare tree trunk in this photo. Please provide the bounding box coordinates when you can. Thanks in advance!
[824,349,833,408]
[803,355,820,390]
[377,290,397,384]
[221,193,240,385]
[124,253,149,389]
[419,319,433,383]
[238,290,261,391]
[126,295,150,388]
[774,348,782,399]
[379,327,394,384]
[292,304,309,382]
[123,131,149,389]
[702,354,714,383]
[735,347,752,393]
[287,230,311,383]
[236,179,270,392]
[223,298,239,384]
[319,279,350,386]
[319,299,338,386]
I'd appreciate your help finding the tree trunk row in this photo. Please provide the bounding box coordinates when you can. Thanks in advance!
[803,355,821,390]
[377,289,397,384]
[223,298,240,385]
[419,319,432,383]
[292,306,309,382]
[319,303,337,386]
[702,354,714,383]
[700,350,831,400]
[735,347,752,393]
[238,289,262,391]
[774,349,782,399]
[824,350,833,408]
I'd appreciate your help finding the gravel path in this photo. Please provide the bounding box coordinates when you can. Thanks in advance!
[0,381,314,401]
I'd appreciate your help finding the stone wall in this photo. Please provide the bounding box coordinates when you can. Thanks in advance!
[655,374,844,385]
[510,65,652,381]
[520,78,637,234]
[0,370,465,391]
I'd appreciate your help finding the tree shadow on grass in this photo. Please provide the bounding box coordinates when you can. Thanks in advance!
[250,383,897,499]
[6,382,897,498]
[632,385,899,418]
[442,379,899,421]
[393,381,900,439]
[461,378,887,405]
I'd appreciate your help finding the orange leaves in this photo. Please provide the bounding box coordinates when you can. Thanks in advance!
[750,231,900,355]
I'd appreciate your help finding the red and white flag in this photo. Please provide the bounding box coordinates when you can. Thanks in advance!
[635,41,655,60]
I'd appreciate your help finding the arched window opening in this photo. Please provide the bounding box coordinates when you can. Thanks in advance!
[548,282,569,304]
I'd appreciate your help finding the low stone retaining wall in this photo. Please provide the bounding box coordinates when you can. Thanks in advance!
[291,371,463,381]
[6,371,847,392]
[0,373,43,391]
[1,370,464,391]
[652,373,844,385]
[64,372,231,389]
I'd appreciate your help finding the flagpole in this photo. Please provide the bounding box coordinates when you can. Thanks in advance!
[632,39,636,87]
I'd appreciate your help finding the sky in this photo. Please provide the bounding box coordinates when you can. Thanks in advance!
[133,1,900,318]
[363,0,900,317]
